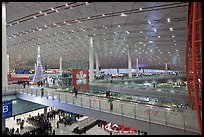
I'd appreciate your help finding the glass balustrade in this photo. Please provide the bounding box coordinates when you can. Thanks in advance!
[2,85,199,132]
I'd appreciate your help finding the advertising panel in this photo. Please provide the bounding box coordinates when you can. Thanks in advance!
[72,69,89,92]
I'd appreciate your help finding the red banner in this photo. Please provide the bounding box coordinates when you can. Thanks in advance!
[72,69,89,92]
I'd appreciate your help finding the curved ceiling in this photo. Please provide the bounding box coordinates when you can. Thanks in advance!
[6,2,188,71]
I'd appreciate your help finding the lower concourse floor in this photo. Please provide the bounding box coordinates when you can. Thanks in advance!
[5,107,110,135]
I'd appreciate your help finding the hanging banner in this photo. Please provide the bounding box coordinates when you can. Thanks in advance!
[72,69,89,92]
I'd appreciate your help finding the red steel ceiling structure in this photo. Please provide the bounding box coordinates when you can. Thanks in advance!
[186,2,202,135]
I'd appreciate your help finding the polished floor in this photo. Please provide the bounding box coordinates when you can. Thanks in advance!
[5,107,109,135]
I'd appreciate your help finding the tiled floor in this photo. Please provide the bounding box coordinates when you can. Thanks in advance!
[5,107,109,135]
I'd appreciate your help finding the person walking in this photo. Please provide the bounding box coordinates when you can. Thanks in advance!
[23,82,26,88]
[73,86,78,98]
[37,81,40,87]
[41,88,44,97]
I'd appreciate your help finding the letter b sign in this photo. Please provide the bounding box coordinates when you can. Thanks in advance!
[3,105,8,113]
[2,101,12,118]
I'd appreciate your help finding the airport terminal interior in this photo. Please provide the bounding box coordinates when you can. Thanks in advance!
[2,2,202,135]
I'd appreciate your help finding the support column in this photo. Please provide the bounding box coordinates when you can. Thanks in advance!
[44,107,47,120]
[7,54,9,74]
[89,37,94,82]
[136,58,138,77]
[2,118,5,134]
[60,57,62,75]
[95,51,99,77]
[2,3,8,90]
[128,49,132,78]
[165,63,168,74]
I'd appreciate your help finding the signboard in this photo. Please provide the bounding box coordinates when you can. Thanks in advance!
[72,69,89,92]
[2,101,12,119]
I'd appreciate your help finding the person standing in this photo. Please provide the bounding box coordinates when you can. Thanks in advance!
[40,81,43,87]
[56,121,59,128]
[52,130,55,135]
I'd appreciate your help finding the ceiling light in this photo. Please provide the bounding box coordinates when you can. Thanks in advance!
[102,14,105,16]
[158,36,160,38]
[175,43,177,45]
[9,24,12,26]
[16,21,19,24]
[154,29,156,32]
[39,11,42,14]
[44,13,47,16]
[148,21,151,24]
[66,23,70,25]
[53,23,56,25]
[51,8,54,10]
[88,17,91,19]
[85,2,89,5]
[149,41,153,43]
[126,31,130,34]
[139,8,142,10]
[167,18,171,22]
[103,33,105,35]
[174,40,176,42]
[56,10,59,12]
[33,16,36,18]
[121,13,127,17]
[172,35,174,38]
[170,27,173,31]
[44,25,47,27]
[65,3,69,6]
[146,36,148,39]
[140,31,143,33]
[93,27,95,30]
[118,25,120,27]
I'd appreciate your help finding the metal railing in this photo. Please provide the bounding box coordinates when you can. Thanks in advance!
[2,85,199,133]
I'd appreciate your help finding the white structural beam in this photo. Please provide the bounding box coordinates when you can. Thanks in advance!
[95,51,99,77]
[60,57,62,75]
[136,58,138,77]
[128,49,132,78]
[2,2,8,89]
[7,54,9,74]
[89,37,94,82]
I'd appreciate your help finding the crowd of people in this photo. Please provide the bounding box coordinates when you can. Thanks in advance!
[26,113,54,135]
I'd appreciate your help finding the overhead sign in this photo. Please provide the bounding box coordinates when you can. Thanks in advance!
[2,101,12,119]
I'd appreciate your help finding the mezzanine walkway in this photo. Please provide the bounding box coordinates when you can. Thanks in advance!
[2,85,199,135]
